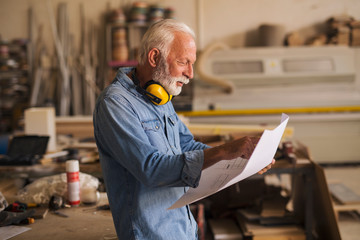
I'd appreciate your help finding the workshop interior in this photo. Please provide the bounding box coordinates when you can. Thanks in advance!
[0,0,360,239]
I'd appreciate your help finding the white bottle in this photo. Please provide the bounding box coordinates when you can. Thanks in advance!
[66,160,80,206]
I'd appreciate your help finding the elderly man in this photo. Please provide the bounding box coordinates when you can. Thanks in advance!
[93,19,274,239]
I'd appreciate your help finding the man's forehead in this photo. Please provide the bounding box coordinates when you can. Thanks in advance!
[168,33,196,59]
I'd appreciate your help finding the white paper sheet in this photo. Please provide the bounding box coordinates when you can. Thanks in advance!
[169,113,289,210]
[0,225,31,240]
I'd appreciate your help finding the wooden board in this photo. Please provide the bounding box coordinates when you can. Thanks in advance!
[208,218,243,240]
[328,183,360,205]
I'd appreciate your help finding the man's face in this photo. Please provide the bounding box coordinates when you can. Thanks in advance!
[152,32,196,96]
[152,56,188,96]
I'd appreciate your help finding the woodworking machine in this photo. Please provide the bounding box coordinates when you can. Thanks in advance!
[182,46,360,163]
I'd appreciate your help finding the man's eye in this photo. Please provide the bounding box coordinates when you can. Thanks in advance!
[177,61,186,66]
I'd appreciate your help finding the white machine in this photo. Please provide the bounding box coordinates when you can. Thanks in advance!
[187,45,360,163]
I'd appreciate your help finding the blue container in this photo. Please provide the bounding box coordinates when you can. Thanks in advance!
[0,135,9,155]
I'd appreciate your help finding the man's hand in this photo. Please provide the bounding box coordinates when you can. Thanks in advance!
[203,136,259,169]
[258,158,276,174]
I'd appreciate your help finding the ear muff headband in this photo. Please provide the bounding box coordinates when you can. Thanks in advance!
[131,70,172,105]
[143,80,173,105]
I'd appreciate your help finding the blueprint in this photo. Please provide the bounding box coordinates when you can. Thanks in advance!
[169,113,289,209]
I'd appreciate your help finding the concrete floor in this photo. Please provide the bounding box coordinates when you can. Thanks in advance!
[323,166,360,240]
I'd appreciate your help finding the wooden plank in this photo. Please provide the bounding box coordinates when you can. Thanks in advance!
[311,162,342,240]
[208,218,243,240]
[328,183,360,205]
[333,204,360,211]
[241,220,305,240]
[188,123,294,139]
[56,116,94,138]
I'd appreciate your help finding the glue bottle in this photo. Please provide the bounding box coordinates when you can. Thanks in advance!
[66,160,80,206]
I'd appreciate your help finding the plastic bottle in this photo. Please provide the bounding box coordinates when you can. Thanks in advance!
[66,160,80,206]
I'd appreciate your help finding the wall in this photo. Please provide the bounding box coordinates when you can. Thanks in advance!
[1,0,360,51]
[0,0,196,53]
[199,0,360,49]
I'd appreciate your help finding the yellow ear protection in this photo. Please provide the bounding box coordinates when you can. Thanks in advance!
[140,80,173,105]
[132,70,172,105]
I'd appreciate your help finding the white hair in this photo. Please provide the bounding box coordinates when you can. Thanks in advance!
[138,19,195,66]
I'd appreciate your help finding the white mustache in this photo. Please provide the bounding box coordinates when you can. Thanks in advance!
[174,76,189,85]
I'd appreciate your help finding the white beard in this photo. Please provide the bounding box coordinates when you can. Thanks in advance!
[152,57,189,96]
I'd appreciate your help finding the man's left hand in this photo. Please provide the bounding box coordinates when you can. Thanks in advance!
[258,158,276,174]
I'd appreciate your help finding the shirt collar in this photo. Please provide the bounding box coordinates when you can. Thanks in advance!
[115,67,143,97]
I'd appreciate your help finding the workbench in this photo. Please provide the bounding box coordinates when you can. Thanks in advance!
[3,195,117,240]
[203,157,341,240]
[0,161,103,179]
[0,152,340,239]
[0,162,113,239]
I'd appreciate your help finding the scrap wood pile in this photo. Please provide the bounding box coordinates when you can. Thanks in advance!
[286,15,360,46]
[326,15,360,46]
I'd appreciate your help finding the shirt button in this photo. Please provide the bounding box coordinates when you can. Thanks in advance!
[155,126,159,129]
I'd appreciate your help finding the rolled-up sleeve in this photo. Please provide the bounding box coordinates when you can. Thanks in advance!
[182,150,204,188]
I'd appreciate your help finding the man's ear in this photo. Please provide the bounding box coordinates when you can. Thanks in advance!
[148,48,160,67]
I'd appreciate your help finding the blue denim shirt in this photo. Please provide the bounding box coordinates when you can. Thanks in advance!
[93,67,209,239]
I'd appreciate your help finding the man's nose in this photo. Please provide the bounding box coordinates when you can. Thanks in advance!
[184,64,194,79]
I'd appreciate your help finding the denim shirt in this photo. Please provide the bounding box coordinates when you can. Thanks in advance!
[93,67,209,240]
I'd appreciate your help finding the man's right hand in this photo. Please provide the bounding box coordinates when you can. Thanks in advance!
[203,136,259,169]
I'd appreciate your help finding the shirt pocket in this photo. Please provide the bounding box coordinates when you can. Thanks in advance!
[141,119,168,153]
[167,114,181,154]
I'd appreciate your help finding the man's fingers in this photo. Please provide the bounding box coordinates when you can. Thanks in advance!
[250,136,260,145]
[258,159,276,175]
